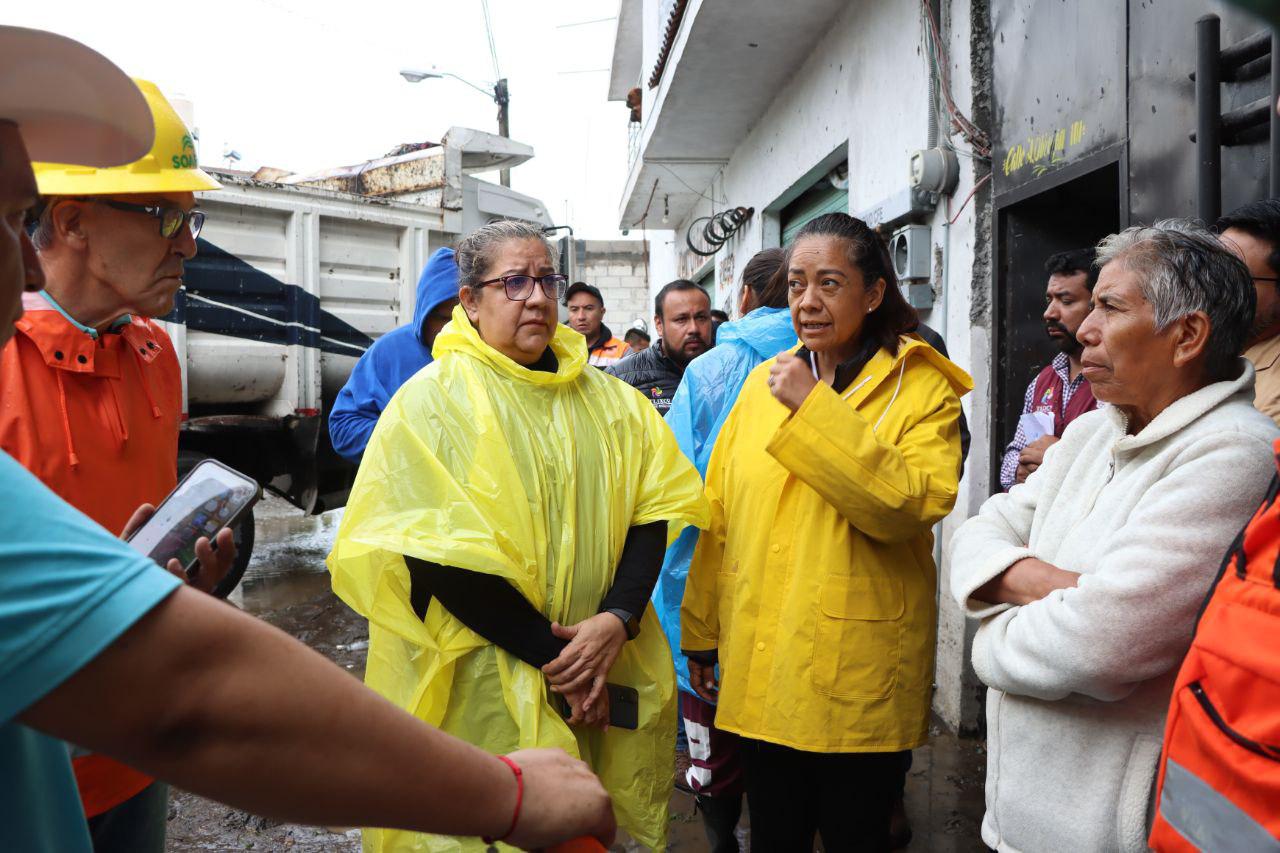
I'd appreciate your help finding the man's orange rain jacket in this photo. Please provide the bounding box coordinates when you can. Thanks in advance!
[0,290,182,817]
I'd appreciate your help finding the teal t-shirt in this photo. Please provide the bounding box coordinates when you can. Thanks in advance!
[0,451,180,852]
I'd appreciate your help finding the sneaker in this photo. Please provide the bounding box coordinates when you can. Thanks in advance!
[674,749,694,794]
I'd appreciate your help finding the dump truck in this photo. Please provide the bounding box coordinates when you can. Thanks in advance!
[170,128,563,592]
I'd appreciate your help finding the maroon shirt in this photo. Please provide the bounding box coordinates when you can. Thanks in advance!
[1032,360,1098,437]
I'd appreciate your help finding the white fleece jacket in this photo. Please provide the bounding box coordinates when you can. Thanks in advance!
[949,362,1278,853]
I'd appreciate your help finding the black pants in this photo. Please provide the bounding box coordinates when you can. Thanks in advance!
[87,782,168,853]
[740,738,908,852]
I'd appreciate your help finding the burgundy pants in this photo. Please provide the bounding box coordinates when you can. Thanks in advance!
[679,690,745,798]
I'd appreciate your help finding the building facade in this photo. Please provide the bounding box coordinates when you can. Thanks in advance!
[609,0,1276,732]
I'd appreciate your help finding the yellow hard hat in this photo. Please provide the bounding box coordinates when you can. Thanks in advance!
[33,78,221,196]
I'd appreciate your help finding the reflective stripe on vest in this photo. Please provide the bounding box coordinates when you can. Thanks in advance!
[1159,759,1280,852]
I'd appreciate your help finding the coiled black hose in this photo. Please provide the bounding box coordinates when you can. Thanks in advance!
[686,206,754,256]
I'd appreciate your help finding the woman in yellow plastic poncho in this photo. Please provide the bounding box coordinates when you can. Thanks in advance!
[328,220,707,852]
[681,213,972,850]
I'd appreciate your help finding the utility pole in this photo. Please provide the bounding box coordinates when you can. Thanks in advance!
[495,77,510,187]
[400,69,512,188]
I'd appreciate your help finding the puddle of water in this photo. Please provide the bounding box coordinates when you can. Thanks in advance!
[228,494,344,613]
[253,501,343,552]
[233,570,334,615]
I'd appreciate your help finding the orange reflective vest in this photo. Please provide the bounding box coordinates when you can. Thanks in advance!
[588,336,629,368]
[1149,440,1280,850]
[0,290,182,816]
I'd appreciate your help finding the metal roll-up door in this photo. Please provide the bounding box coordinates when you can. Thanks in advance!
[780,179,849,246]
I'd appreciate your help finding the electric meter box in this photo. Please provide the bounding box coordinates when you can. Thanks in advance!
[890,224,931,281]
[908,148,960,195]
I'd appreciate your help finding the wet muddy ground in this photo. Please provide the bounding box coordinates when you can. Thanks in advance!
[166,496,986,851]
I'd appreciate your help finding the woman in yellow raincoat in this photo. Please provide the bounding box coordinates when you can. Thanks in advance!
[681,213,972,851]
[328,221,707,852]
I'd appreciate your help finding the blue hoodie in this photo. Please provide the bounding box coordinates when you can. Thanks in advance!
[328,247,459,463]
[651,306,798,698]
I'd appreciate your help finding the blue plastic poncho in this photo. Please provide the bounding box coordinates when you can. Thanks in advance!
[327,305,708,851]
[328,247,460,463]
[653,306,797,696]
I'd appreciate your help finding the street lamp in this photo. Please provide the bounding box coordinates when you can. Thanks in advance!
[400,68,511,187]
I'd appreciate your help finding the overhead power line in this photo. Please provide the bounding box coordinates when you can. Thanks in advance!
[556,16,617,28]
[480,0,502,80]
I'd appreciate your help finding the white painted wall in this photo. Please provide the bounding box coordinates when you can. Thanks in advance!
[635,0,993,731]
[660,0,936,311]
[645,229,681,315]
[932,0,990,734]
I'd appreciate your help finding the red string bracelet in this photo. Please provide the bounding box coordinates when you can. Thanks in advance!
[483,755,524,846]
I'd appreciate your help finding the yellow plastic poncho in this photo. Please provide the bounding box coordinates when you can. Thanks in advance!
[327,305,708,852]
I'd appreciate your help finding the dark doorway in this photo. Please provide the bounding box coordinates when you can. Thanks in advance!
[992,156,1125,488]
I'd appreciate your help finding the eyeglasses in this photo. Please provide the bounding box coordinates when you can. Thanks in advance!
[78,198,206,239]
[1254,276,1280,284]
[476,273,568,301]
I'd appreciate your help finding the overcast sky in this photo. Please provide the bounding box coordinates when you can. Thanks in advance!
[10,0,634,238]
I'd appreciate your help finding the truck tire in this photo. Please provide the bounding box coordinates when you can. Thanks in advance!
[177,450,255,598]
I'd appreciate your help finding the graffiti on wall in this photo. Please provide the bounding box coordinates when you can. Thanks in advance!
[1002,119,1088,178]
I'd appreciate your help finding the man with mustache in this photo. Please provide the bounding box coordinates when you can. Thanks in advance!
[607,279,712,414]
[999,249,1100,490]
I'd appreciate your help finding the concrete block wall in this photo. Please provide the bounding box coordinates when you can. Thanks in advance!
[574,239,654,334]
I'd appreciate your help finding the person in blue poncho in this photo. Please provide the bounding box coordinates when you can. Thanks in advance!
[660,247,969,852]
[658,247,789,852]
[328,247,460,463]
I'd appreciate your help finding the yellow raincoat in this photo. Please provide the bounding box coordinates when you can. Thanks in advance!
[682,336,972,753]
[327,306,708,852]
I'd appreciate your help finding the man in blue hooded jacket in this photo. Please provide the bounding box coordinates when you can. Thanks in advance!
[328,247,460,463]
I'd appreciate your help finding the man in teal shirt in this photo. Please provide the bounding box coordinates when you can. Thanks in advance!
[0,450,181,850]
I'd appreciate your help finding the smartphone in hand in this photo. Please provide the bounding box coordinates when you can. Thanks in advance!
[126,458,261,576]
[549,683,640,730]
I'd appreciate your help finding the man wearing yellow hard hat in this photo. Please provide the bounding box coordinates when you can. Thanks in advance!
[0,25,615,853]
[2,78,233,850]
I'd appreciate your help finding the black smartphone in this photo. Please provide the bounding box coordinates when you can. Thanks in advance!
[605,683,639,730]
[550,683,640,730]
[126,459,261,576]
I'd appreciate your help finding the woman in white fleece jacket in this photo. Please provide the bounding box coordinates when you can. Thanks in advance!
[951,221,1280,853]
